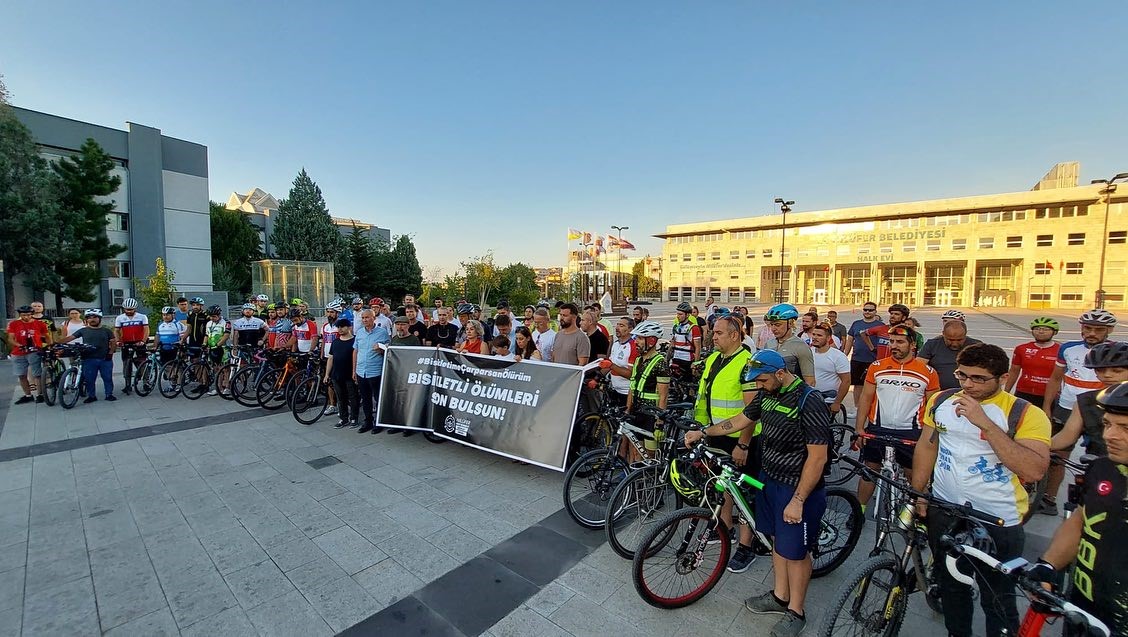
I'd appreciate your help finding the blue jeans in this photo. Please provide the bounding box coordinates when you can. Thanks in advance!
[82,358,114,398]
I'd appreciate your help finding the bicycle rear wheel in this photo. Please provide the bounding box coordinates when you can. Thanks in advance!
[42,361,61,406]
[606,465,681,560]
[215,363,237,399]
[811,488,864,578]
[632,507,729,609]
[815,554,905,637]
[231,365,263,407]
[571,412,614,463]
[562,448,629,529]
[256,369,288,410]
[58,367,82,409]
[158,361,185,398]
[181,361,213,400]
[291,376,327,425]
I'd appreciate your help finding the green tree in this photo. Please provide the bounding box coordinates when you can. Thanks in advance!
[0,113,66,317]
[631,260,661,297]
[345,224,379,298]
[497,262,538,309]
[133,257,178,314]
[379,234,423,304]
[270,168,351,292]
[49,139,125,311]
[462,251,500,308]
[209,201,262,296]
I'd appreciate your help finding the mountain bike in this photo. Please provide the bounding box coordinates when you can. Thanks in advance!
[943,538,1109,637]
[39,345,66,406]
[158,344,193,399]
[815,455,1006,636]
[256,351,315,410]
[631,443,863,609]
[561,402,692,529]
[54,344,93,409]
[133,346,164,397]
[570,374,620,463]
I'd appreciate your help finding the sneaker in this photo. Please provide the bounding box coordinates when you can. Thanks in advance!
[1038,497,1059,516]
[770,610,806,637]
[347,421,359,428]
[105,395,117,402]
[83,396,98,404]
[727,546,756,573]
[207,389,218,396]
[745,591,789,616]
[122,387,132,395]
[402,430,415,438]
[334,420,348,429]
[357,425,373,434]
[15,396,33,405]
[325,406,338,415]
[371,427,385,434]
[35,395,45,404]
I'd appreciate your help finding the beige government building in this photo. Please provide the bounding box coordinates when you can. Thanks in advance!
[656,163,1127,310]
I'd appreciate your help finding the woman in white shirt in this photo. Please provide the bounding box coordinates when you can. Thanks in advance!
[63,308,85,344]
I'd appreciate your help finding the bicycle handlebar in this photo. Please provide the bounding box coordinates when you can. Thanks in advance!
[839,455,1004,526]
[684,441,765,491]
[943,542,1109,637]
[854,431,918,447]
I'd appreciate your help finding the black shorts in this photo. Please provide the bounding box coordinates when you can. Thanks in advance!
[1014,391,1044,408]
[159,349,178,364]
[850,359,872,386]
[860,426,918,471]
[1050,404,1075,452]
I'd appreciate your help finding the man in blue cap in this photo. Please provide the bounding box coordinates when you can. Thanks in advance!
[684,349,832,637]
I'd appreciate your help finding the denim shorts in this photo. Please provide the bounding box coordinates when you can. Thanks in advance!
[12,352,42,378]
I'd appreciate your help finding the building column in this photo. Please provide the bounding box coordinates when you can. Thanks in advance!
[915,261,925,307]
[966,258,978,307]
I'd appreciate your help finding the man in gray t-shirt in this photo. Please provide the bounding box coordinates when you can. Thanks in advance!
[60,311,118,403]
[918,320,981,390]
[552,304,591,366]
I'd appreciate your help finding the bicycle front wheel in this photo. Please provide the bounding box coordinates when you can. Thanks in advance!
[812,488,864,578]
[562,448,629,529]
[570,412,614,463]
[632,507,730,609]
[215,363,236,399]
[606,465,681,560]
[58,367,82,409]
[816,554,905,637]
[230,365,263,407]
[291,376,327,425]
[42,361,61,406]
[825,424,860,486]
[256,369,288,410]
[158,361,185,398]
[181,361,214,400]
[134,360,157,397]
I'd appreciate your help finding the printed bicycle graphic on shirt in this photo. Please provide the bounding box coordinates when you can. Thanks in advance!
[967,456,1008,482]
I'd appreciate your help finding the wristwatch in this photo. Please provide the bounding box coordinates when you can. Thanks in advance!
[736,443,749,451]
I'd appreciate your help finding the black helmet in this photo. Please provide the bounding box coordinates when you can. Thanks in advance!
[888,304,910,315]
[17,305,33,314]
[207,304,222,315]
[1084,342,1128,369]
[289,308,302,318]
[676,302,693,313]
[1095,382,1128,415]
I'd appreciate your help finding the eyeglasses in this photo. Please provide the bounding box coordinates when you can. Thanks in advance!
[953,370,999,384]
[863,307,877,312]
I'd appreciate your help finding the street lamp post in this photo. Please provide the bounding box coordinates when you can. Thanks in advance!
[1091,172,1128,309]
[612,225,629,304]
[774,198,794,303]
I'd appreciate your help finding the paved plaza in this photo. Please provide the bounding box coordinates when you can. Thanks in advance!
[0,305,1088,635]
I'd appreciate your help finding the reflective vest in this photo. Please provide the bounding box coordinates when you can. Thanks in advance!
[630,354,665,403]
[695,349,753,438]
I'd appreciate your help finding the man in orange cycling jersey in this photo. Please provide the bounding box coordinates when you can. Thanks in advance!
[854,324,939,512]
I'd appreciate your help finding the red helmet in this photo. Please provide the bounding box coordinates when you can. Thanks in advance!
[369,297,384,306]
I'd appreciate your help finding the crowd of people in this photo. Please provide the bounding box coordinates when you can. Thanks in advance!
[5,293,1126,636]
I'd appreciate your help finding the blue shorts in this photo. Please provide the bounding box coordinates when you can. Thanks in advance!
[754,476,826,561]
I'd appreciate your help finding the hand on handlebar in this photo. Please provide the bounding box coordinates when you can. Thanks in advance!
[684,430,705,446]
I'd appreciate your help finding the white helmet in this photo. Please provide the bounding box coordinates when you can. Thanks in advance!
[255,294,269,302]
[940,309,965,322]
[242,303,256,311]
[326,300,344,312]
[84,308,103,318]
[1079,309,1117,327]
[122,298,138,310]
[630,320,664,339]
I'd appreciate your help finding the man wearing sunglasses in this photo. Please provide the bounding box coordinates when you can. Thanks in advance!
[911,343,1051,637]
[685,349,832,637]
[844,302,884,406]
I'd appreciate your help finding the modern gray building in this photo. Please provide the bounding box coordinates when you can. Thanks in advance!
[11,106,213,311]
[227,187,391,257]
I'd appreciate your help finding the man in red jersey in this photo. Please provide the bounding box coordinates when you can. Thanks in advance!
[1006,316,1062,406]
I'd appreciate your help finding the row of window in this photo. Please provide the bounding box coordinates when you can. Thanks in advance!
[668,230,1128,261]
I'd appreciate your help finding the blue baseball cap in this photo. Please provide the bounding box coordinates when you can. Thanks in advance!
[741,350,787,381]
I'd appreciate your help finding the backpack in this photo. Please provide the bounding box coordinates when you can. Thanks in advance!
[927,388,1029,443]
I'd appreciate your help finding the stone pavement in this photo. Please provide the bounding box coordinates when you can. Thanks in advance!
[0,304,1076,635]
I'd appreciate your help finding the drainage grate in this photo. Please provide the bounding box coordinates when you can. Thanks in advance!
[306,456,342,470]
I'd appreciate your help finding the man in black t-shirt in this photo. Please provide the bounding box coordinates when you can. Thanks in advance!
[323,319,359,429]
[184,297,209,351]
[580,309,610,359]
[405,305,427,342]
[426,308,458,348]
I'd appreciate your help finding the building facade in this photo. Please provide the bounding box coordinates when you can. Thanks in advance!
[658,164,1127,310]
[227,188,391,257]
[12,106,212,311]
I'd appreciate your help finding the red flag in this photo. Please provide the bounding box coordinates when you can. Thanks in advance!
[618,238,636,250]
[1045,261,1053,270]
[607,236,619,248]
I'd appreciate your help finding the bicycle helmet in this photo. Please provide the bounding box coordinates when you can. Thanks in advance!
[266,303,276,310]
[122,298,138,310]
[352,296,364,304]
[676,302,693,313]
[255,294,269,301]
[471,304,481,313]
[1095,381,1128,415]
[949,520,997,556]
[888,303,911,316]
[1085,342,1128,369]
[161,306,175,315]
[326,300,344,311]
[84,308,103,318]
[242,303,256,311]
[1030,316,1060,332]
[714,307,731,317]
[288,308,302,318]
[764,303,799,321]
[291,298,305,305]
[369,297,383,306]
[207,305,222,315]
[16,305,32,314]
[1079,309,1117,327]
[741,349,787,381]
[940,309,965,322]
[456,303,473,315]
[668,455,707,501]
[190,297,204,304]
[536,301,549,309]
[630,320,664,339]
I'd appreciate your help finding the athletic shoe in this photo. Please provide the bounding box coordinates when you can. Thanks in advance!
[334,420,348,429]
[207,389,218,396]
[727,546,756,573]
[371,427,385,434]
[1038,497,1059,516]
[347,421,359,428]
[357,424,373,434]
[83,396,98,404]
[105,395,117,402]
[770,611,806,637]
[325,406,338,415]
[402,430,415,438]
[745,591,789,616]
[15,396,33,405]
[34,395,45,404]
[122,387,132,396]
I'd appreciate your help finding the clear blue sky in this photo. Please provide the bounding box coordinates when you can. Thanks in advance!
[4,1,1126,276]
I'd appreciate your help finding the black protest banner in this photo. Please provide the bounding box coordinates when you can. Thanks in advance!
[378,346,584,471]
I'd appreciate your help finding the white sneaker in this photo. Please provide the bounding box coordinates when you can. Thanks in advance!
[207,389,218,396]
[326,406,339,415]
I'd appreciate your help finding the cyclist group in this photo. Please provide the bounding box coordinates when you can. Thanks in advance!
[8,293,1126,635]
